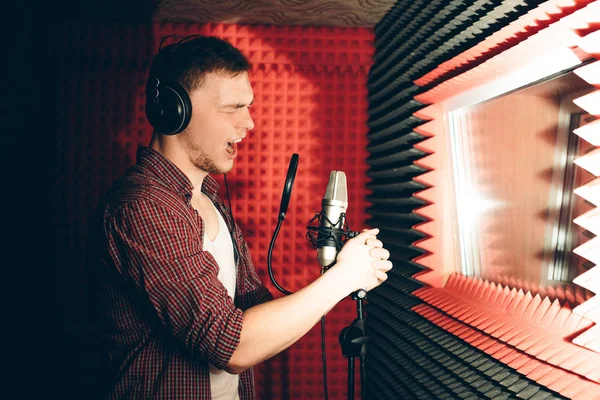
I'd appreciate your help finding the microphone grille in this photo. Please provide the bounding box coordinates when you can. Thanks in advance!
[324,171,348,202]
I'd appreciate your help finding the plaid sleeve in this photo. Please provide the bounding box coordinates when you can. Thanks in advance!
[237,235,273,310]
[105,199,243,370]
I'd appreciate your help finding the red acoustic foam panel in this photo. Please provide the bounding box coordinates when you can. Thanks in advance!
[408,0,600,321]
[413,1,600,105]
[413,304,600,399]
[571,38,600,356]
[221,66,371,290]
[413,0,596,88]
[217,64,372,399]
[402,2,600,397]
[403,104,447,288]
[410,113,446,287]
[479,273,594,308]
[414,274,600,386]
[53,22,373,399]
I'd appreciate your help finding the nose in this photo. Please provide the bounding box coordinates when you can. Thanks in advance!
[241,107,254,132]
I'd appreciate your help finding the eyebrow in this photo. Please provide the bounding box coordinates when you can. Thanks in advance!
[222,98,254,109]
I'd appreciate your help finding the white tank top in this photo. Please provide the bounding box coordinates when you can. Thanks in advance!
[203,204,239,400]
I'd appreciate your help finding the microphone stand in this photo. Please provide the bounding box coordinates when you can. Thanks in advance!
[307,217,368,400]
[339,289,368,400]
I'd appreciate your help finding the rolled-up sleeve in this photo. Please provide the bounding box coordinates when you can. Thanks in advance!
[105,199,242,370]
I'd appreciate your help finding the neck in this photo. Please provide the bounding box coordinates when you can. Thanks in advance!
[149,132,208,194]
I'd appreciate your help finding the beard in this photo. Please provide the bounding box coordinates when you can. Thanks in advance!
[186,141,232,175]
[194,153,230,174]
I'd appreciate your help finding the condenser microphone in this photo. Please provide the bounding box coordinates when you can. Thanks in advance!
[317,171,349,267]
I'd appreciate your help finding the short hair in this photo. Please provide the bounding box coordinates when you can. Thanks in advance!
[148,35,251,93]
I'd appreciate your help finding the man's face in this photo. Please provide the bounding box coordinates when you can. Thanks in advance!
[180,70,254,175]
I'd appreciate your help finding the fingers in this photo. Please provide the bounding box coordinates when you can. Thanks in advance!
[365,238,383,248]
[369,247,389,260]
[361,228,379,234]
[338,227,393,291]
[374,269,388,282]
[355,228,379,243]
[371,259,393,271]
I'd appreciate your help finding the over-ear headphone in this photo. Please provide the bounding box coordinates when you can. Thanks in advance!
[145,35,200,135]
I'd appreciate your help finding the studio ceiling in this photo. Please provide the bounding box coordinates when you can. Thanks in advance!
[154,0,396,26]
[63,0,397,27]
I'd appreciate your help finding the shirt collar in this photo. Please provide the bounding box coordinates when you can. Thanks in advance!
[136,146,220,199]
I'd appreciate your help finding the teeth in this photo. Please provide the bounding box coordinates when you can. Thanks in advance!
[227,139,242,149]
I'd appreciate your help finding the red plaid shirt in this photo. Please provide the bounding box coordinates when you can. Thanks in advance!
[90,146,272,399]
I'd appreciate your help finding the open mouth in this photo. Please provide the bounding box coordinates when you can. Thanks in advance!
[226,139,242,155]
[226,142,235,154]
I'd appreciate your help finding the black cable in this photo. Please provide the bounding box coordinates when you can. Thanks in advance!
[263,153,338,400]
[321,316,329,400]
[358,299,367,400]
[267,185,330,400]
[223,174,239,265]
[348,357,355,399]
[223,174,234,216]
[227,168,332,399]
[360,355,366,400]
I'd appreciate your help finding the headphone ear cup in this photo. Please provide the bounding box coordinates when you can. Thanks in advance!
[145,82,192,135]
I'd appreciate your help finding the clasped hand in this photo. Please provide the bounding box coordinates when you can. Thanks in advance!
[334,228,392,293]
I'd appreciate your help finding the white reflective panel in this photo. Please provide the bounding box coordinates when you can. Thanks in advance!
[446,70,595,285]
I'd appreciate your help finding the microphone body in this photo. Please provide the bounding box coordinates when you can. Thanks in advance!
[317,171,349,268]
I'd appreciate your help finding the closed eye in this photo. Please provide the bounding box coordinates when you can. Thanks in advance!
[224,105,253,114]
[224,99,254,110]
